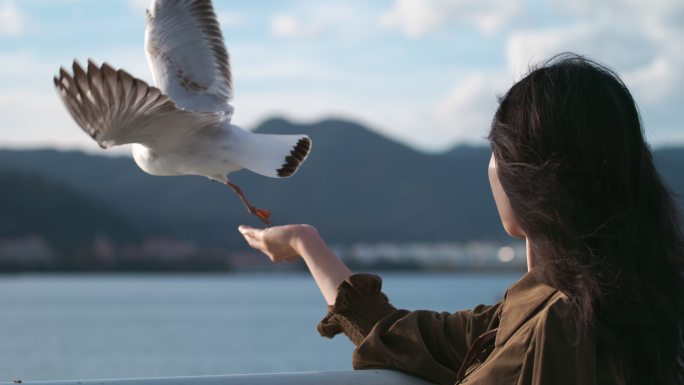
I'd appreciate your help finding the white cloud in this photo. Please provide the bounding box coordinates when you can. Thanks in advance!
[268,3,377,40]
[230,68,506,151]
[433,73,505,144]
[232,87,451,151]
[0,48,145,154]
[380,0,523,37]
[217,11,245,28]
[623,56,677,104]
[551,0,684,28]
[3,0,683,154]
[129,0,243,29]
[270,13,320,39]
[128,0,150,12]
[505,1,684,108]
[0,51,56,86]
[87,47,152,83]
[0,87,92,148]
[0,0,24,35]
[229,42,340,85]
[506,24,665,78]
[428,0,684,150]
[494,0,684,149]
[379,0,439,38]
[235,58,338,83]
[506,24,588,79]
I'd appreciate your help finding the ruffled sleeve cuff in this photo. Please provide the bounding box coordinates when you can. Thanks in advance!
[317,273,397,346]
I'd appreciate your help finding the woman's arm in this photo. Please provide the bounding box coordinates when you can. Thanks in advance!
[238,224,503,385]
[238,224,352,305]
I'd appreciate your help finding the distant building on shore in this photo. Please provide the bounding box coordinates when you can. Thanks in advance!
[337,240,527,271]
[0,235,56,267]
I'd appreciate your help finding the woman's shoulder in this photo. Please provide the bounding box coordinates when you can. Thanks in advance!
[532,292,587,347]
[543,291,573,318]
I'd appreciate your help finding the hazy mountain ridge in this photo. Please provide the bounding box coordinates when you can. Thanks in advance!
[0,167,139,269]
[0,118,682,252]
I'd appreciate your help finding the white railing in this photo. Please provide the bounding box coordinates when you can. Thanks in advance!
[1,370,435,385]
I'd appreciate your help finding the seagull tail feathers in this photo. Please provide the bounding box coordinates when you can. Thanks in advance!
[234,133,312,178]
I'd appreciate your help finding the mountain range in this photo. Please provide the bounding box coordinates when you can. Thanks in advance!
[1,118,682,253]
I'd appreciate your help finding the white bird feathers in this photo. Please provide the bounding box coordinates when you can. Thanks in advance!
[53,0,312,225]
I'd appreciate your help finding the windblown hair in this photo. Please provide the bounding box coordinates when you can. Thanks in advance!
[489,53,684,384]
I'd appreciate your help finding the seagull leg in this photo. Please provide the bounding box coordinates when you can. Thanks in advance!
[225,181,272,225]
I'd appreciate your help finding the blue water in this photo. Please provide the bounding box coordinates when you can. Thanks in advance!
[0,272,522,381]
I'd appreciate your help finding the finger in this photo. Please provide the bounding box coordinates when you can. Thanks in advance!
[238,227,262,250]
[237,227,253,242]
[239,225,264,240]
[238,225,254,235]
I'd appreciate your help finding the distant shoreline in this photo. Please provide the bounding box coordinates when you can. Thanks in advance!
[0,266,527,275]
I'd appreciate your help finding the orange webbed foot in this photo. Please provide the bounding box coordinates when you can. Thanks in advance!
[250,207,272,225]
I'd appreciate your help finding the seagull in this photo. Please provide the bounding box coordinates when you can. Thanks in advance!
[53,0,312,225]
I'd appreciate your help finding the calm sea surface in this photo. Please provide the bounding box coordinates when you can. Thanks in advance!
[0,272,522,381]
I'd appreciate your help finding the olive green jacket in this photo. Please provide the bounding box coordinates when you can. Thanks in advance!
[318,269,624,385]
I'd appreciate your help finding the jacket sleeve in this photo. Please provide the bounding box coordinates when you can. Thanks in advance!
[317,274,503,385]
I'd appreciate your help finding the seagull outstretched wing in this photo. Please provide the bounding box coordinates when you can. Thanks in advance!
[53,60,225,149]
[145,0,233,115]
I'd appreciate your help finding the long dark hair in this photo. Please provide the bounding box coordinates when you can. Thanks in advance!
[489,53,684,384]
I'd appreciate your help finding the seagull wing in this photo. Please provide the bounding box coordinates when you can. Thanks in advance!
[54,60,225,149]
[145,0,233,115]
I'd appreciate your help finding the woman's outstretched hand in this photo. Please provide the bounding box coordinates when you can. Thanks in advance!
[238,224,314,262]
[237,223,352,305]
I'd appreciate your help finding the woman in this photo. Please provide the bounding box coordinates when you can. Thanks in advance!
[238,54,684,385]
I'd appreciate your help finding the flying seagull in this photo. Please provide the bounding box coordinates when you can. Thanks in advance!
[53,0,312,225]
